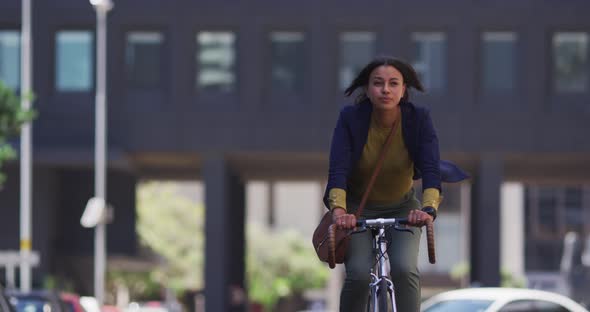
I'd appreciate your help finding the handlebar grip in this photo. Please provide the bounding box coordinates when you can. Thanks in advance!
[425,219,436,264]
[328,224,336,269]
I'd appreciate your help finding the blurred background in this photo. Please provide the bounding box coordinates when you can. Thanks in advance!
[0,0,589,311]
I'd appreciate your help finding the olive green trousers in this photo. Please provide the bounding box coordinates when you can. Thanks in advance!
[340,189,422,312]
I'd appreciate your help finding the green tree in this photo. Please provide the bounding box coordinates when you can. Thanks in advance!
[0,80,36,184]
[247,225,330,311]
[136,181,330,310]
[136,181,205,293]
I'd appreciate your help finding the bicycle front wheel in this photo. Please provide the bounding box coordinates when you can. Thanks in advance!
[377,279,392,312]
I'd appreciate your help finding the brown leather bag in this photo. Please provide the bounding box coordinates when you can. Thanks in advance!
[312,120,398,268]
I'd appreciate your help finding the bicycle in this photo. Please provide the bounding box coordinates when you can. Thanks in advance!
[331,217,436,312]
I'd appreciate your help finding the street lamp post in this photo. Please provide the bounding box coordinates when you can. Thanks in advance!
[20,0,33,293]
[89,0,112,306]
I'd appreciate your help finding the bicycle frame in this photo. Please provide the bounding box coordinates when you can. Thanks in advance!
[340,216,434,312]
[368,225,397,312]
[356,218,411,312]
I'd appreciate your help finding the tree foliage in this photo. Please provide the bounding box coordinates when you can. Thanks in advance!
[136,181,330,310]
[0,80,36,184]
[136,181,205,292]
[246,224,330,310]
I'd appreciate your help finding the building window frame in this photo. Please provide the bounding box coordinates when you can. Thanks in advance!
[195,30,237,94]
[125,30,165,90]
[0,30,21,91]
[411,31,447,93]
[267,30,307,96]
[552,31,589,94]
[526,184,590,271]
[54,29,94,93]
[480,31,518,94]
[338,31,376,91]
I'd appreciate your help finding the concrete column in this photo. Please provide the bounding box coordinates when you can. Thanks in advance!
[268,180,276,227]
[501,182,525,283]
[460,182,472,287]
[203,154,246,312]
[470,155,503,286]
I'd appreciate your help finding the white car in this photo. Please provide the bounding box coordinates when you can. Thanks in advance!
[421,288,588,312]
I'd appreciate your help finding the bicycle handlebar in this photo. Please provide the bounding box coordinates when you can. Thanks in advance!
[355,217,409,227]
[327,217,436,268]
[352,217,436,264]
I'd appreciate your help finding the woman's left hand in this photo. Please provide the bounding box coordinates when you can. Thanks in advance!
[407,209,433,227]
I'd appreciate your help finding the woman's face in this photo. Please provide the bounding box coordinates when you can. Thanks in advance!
[365,65,406,111]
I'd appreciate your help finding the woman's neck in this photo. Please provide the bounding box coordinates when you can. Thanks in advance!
[373,105,400,128]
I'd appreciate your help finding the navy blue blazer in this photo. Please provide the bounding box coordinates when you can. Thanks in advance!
[323,99,469,209]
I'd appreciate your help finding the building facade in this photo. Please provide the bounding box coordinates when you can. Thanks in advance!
[1,0,590,310]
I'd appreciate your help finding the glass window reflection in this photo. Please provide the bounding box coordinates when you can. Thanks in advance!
[412,32,446,92]
[553,32,588,93]
[482,32,516,92]
[0,31,20,90]
[126,31,163,88]
[339,32,375,90]
[270,31,305,93]
[197,31,236,93]
[56,31,93,92]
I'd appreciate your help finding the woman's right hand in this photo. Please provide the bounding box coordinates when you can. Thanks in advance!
[332,207,357,230]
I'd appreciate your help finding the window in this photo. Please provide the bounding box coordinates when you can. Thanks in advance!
[533,300,569,312]
[126,31,163,88]
[0,31,20,90]
[339,32,376,90]
[564,187,583,232]
[500,300,569,312]
[423,299,493,312]
[56,31,93,92]
[537,187,559,235]
[525,185,590,271]
[270,31,305,93]
[499,300,536,311]
[412,32,446,92]
[197,31,236,93]
[482,32,516,92]
[553,32,588,92]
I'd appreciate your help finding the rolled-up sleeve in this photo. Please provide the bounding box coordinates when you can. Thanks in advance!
[422,188,442,209]
[328,188,347,211]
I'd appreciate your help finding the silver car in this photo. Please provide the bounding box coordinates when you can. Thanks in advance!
[421,287,588,312]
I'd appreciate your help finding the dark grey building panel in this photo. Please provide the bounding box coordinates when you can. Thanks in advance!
[0,0,586,158]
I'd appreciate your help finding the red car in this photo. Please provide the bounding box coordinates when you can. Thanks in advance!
[60,293,87,312]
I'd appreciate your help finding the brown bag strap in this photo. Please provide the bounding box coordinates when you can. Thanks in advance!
[354,119,399,218]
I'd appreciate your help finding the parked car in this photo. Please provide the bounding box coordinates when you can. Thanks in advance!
[0,285,16,312]
[421,287,588,312]
[60,293,86,312]
[102,305,122,312]
[79,296,100,312]
[5,290,68,312]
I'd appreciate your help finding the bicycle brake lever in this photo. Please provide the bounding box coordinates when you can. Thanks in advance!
[393,223,414,234]
[349,226,367,234]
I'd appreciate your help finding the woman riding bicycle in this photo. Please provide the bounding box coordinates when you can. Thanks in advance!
[323,56,467,311]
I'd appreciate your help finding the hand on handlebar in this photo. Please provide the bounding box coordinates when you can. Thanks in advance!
[331,207,357,230]
[407,209,433,227]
